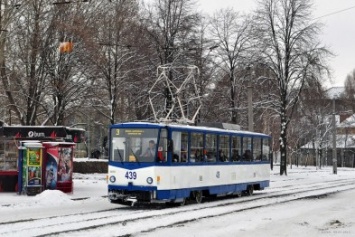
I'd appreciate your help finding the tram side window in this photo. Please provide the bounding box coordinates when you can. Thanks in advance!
[253,138,262,161]
[181,132,188,162]
[205,134,217,162]
[231,136,241,162]
[157,129,167,162]
[219,135,230,162]
[171,131,188,163]
[262,138,271,161]
[190,132,204,162]
[242,137,253,161]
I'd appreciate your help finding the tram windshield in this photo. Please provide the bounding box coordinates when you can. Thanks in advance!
[110,128,160,163]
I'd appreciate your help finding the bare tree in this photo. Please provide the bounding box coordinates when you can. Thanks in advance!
[80,0,141,125]
[0,0,21,124]
[1,0,51,125]
[208,8,253,124]
[32,1,103,126]
[290,82,330,167]
[140,0,203,120]
[142,0,199,65]
[1,0,92,126]
[253,0,331,175]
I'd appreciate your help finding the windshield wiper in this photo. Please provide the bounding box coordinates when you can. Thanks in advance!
[116,149,123,164]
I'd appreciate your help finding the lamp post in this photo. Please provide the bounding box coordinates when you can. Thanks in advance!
[246,66,254,132]
[332,98,337,174]
[94,121,105,158]
[247,83,253,132]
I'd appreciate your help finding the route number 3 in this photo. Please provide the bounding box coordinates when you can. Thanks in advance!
[125,171,137,180]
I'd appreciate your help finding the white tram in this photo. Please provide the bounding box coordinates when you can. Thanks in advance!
[107,122,271,205]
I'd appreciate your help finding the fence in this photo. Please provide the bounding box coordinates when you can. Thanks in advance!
[294,148,355,168]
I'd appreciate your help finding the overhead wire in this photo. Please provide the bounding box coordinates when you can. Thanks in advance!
[313,5,355,20]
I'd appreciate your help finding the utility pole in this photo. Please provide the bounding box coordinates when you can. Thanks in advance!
[247,66,253,132]
[247,84,253,132]
[332,98,337,174]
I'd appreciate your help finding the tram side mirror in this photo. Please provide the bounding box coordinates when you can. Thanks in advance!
[167,139,173,152]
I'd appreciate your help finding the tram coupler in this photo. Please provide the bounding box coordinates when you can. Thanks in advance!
[125,197,138,206]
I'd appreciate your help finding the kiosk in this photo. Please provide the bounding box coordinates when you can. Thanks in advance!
[0,126,85,193]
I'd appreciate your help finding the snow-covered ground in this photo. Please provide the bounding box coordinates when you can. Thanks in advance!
[1,165,355,237]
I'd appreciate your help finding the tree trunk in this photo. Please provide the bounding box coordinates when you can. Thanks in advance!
[280,115,287,175]
[230,83,237,124]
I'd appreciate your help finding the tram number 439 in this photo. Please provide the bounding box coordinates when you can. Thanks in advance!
[125,171,137,180]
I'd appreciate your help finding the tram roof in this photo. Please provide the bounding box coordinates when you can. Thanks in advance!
[111,122,270,138]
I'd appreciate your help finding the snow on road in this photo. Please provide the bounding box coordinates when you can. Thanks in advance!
[1,166,355,237]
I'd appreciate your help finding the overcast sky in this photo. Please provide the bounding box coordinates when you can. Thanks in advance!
[198,0,355,88]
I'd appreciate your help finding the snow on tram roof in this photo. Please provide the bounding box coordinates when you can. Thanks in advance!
[169,124,268,136]
[112,122,269,137]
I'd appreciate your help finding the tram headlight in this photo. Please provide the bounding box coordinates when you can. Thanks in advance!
[146,177,153,184]
[109,175,116,183]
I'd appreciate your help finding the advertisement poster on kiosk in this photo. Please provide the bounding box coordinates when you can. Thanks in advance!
[45,150,58,190]
[44,143,74,193]
[23,144,43,195]
[27,148,42,186]
[57,147,73,182]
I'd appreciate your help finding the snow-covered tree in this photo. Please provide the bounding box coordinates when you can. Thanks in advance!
[208,8,253,124]
[253,0,331,175]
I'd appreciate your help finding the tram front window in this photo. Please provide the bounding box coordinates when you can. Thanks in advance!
[110,128,159,163]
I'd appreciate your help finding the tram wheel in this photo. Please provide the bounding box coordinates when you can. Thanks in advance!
[194,191,203,204]
[246,185,254,196]
[166,198,186,207]
[179,198,186,206]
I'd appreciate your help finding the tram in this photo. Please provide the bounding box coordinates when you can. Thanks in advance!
[107,122,271,205]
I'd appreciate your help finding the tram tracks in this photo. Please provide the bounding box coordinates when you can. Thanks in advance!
[114,179,355,237]
[1,178,355,237]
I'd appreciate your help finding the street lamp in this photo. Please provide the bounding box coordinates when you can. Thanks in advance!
[247,83,253,132]
[246,66,254,132]
[332,98,337,174]
[94,121,106,158]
